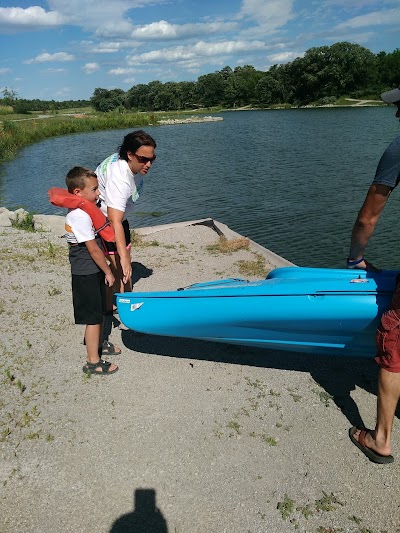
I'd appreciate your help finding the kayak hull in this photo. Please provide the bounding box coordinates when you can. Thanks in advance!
[116,267,399,357]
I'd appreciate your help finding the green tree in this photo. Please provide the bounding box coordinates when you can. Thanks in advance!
[255,74,284,105]
[1,87,18,106]
[377,49,400,88]
[289,42,377,103]
[196,72,227,107]
[232,65,264,106]
[91,88,126,112]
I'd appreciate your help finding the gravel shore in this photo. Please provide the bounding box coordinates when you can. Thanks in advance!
[1,211,400,533]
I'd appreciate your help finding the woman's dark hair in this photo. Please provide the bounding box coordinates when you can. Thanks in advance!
[118,130,156,161]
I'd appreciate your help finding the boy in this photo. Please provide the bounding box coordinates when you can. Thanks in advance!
[65,166,119,375]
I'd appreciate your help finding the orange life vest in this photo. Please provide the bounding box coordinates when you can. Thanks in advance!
[48,187,115,243]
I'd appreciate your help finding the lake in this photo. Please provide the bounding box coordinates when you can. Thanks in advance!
[1,107,399,268]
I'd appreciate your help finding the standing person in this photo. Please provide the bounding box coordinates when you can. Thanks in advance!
[96,130,157,308]
[65,166,120,375]
[347,85,400,463]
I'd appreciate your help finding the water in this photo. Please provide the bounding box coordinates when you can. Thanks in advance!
[1,107,399,269]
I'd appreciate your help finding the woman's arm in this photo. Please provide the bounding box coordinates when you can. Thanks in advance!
[107,207,132,283]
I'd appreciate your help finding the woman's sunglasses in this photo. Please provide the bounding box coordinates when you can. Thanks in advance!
[133,153,156,164]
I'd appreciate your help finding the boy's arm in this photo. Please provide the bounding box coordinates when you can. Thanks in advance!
[85,239,115,286]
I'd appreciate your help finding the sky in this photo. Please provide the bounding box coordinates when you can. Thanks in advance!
[0,0,399,102]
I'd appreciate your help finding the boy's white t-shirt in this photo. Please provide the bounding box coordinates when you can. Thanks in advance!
[65,208,96,244]
[96,153,144,219]
[65,209,102,275]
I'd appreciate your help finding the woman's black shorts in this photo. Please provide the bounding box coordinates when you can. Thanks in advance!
[104,219,131,255]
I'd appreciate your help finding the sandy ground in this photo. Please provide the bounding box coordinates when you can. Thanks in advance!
[1,211,400,533]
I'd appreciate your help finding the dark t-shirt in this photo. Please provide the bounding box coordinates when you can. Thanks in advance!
[68,236,103,275]
[372,134,400,188]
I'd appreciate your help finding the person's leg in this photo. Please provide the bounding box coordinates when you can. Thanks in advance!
[85,323,103,363]
[106,253,119,310]
[84,323,118,374]
[105,220,133,301]
[374,368,400,454]
[120,219,133,292]
[75,273,119,374]
[351,368,400,457]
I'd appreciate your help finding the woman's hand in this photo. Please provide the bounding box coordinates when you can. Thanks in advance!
[120,254,132,284]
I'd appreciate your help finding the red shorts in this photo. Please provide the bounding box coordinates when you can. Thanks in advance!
[375,283,400,373]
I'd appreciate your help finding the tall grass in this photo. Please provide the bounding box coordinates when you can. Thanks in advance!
[0,112,156,163]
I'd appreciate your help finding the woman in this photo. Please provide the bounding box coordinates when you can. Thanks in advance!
[96,130,157,306]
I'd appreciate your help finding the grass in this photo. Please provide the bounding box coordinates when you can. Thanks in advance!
[0,107,224,163]
[0,240,66,266]
[261,435,278,446]
[312,388,334,407]
[206,236,250,254]
[276,491,347,530]
[227,420,241,435]
[48,287,62,296]
[0,110,156,162]
[236,253,269,277]
[11,212,35,232]
[315,492,344,512]
[277,494,295,520]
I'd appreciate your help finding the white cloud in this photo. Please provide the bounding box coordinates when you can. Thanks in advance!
[82,63,100,74]
[323,0,395,7]
[25,52,75,64]
[195,40,266,55]
[267,51,304,63]
[0,1,156,36]
[239,0,295,28]
[47,68,67,72]
[127,40,267,65]
[335,8,400,29]
[130,20,237,40]
[0,6,64,32]
[0,67,11,74]
[90,42,127,54]
[48,0,137,36]
[109,68,136,75]
[325,31,375,44]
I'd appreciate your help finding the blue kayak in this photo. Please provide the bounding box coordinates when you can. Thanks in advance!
[116,267,399,357]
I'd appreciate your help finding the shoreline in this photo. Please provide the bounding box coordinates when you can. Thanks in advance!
[1,207,400,532]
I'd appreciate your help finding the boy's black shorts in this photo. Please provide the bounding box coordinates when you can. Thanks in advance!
[71,271,106,325]
[104,219,131,255]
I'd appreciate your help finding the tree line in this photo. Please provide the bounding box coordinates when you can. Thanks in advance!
[2,42,399,114]
[0,88,90,114]
[92,43,399,112]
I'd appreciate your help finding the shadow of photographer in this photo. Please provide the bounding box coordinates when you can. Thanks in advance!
[110,488,168,533]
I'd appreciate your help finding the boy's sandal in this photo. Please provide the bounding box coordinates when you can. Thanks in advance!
[99,340,122,356]
[83,359,118,375]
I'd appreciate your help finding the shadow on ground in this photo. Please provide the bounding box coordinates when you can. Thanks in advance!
[110,488,168,533]
[121,328,400,428]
